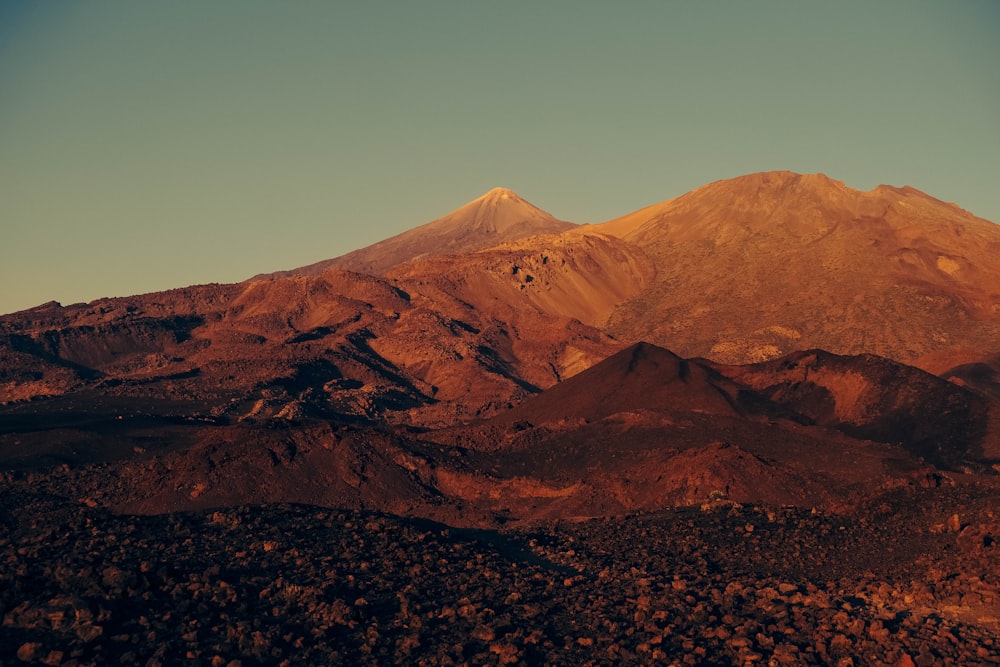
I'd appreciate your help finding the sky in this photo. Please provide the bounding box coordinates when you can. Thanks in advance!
[1,1,998,315]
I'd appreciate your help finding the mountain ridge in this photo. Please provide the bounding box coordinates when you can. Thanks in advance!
[588,171,993,242]
[585,171,1000,368]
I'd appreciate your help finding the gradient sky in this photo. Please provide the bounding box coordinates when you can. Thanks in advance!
[2,1,998,315]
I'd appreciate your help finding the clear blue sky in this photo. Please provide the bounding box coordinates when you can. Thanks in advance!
[2,1,998,315]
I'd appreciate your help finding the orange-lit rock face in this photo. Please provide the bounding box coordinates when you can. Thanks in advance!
[0,269,619,426]
[388,232,655,329]
[590,171,1000,368]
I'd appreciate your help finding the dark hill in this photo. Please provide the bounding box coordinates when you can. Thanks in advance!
[492,342,744,426]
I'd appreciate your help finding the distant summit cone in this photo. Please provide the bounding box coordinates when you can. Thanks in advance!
[456,187,553,232]
[272,188,575,277]
[483,187,518,198]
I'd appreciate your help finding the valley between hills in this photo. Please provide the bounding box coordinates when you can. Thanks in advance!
[2,171,999,665]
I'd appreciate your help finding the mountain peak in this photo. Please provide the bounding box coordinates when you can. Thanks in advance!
[276,188,575,277]
[691,170,849,197]
[479,187,521,201]
[442,188,567,235]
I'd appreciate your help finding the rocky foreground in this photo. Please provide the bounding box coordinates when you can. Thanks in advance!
[2,482,998,666]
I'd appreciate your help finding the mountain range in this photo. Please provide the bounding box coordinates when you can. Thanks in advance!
[5,171,999,423]
[3,170,999,662]
[3,167,999,508]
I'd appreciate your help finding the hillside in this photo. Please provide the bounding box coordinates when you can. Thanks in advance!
[588,171,1000,368]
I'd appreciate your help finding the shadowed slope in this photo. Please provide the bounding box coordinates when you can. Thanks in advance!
[490,341,743,425]
[714,349,999,469]
[431,342,934,516]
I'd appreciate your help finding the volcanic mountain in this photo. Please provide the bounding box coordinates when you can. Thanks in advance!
[268,187,576,278]
[263,171,1000,372]
[589,171,1000,369]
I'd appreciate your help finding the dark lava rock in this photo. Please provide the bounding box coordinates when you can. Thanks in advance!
[1,486,997,666]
